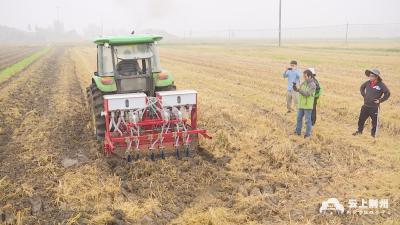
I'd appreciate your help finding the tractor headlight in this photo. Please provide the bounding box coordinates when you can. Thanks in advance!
[158,71,169,80]
[101,77,114,85]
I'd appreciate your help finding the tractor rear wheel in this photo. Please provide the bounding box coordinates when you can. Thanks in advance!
[87,83,106,141]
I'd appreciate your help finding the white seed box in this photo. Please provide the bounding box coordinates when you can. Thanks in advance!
[156,90,197,107]
[103,93,147,111]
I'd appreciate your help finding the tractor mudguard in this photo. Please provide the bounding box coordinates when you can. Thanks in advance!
[92,76,117,92]
[154,70,174,87]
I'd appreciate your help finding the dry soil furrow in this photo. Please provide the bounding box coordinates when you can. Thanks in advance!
[0,48,59,155]
[0,47,97,224]
[0,46,40,58]
[0,47,41,69]
[0,48,64,224]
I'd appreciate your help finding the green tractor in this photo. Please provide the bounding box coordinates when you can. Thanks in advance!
[87,35,176,141]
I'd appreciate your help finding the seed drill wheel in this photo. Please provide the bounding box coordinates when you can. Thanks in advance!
[86,83,106,141]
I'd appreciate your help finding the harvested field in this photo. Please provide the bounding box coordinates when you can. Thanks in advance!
[0,42,399,225]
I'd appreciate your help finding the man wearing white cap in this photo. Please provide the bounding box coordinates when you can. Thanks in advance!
[353,69,390,138]
[308,68,323,125]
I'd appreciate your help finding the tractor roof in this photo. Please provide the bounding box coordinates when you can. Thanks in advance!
[94,35,163,45]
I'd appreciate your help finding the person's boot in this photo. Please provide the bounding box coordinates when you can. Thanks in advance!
[352,131,362,136]
[304,134,311,139]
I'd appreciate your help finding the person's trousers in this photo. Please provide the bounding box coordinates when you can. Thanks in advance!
[357,105,379,137]
[312,97,318,125]
[296,109,313,136]
[286,90,298,111]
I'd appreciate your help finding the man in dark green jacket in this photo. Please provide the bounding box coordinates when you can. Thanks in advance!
[293,69,316,138]
[353,69,390,138]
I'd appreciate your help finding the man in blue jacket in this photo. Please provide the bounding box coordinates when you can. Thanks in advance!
[283,60,301,113]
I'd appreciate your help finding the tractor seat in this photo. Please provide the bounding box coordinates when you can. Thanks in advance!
[117,59,141,76]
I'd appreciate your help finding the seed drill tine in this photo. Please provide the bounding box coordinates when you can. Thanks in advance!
[183,131,190,157]
[159,133,165,160]
[175,147,180,159]
[148,134,156,161]
[160,146,165,160]
[184,144,190,157]
[173,131,180,159]
[125,137,133,163]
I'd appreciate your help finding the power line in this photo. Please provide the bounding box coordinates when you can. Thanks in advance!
[180,22,400,40]
[184,22,400,33]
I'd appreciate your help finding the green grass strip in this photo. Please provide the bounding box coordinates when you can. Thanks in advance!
[0,47,51,83]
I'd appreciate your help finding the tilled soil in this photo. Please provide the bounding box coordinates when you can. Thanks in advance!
[0,45,399,225]
[0,46,42,70]
[0,47,98,224]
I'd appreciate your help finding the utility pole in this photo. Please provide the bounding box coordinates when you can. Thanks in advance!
[345,23,349,45]
[100,17,104,36]
[278,0,282,47]
[56,6,60,22]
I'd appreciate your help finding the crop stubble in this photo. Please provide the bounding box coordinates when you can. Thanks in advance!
[0,44,399,224]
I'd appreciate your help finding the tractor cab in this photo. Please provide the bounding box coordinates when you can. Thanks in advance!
[93,35,175,96]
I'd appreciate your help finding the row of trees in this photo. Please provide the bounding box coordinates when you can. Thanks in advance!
[0,20,80,43]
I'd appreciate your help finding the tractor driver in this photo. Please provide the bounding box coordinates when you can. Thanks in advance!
[117,49,141,76]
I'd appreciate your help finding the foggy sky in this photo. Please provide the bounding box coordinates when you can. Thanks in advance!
[0,0,399,36]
